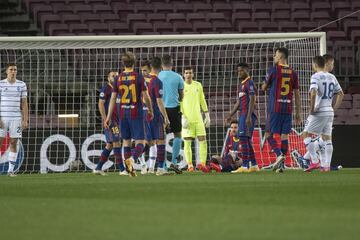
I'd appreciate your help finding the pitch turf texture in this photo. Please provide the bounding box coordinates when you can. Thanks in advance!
[1,170,360,240]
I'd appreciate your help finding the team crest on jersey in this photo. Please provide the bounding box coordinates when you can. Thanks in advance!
[17,86,20,92]
[99,92,105,98]
[0,137,24,174]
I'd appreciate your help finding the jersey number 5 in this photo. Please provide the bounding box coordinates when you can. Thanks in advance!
[280,77,290,96]
[119,84,137,104]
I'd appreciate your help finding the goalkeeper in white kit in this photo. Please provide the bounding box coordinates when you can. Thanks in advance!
[181,66,211,172]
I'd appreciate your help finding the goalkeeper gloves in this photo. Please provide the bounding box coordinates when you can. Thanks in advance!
[204,112,211,128]
[182,116,189,129]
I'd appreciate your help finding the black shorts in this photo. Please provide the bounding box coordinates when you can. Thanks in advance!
[166,106,182,134]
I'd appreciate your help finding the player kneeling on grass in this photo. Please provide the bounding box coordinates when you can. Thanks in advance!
[225,63,259,173]
[208,120,243,173]
[302,56,343,172]
[94,71,127,176]
[181,66,210,172]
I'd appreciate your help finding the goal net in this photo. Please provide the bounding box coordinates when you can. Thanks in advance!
[0,33,326,173]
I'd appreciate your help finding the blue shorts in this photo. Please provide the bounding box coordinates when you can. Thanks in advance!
[120,116,146,140]
[265,112,292,135]
[238,113,257,137]
[146,116,165,141]
[104,121,121,143]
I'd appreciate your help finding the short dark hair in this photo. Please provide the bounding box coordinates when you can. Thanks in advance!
[141,60,151,69]
[276,47,289,60]
[230,119,238,126]
[162,55,172,66]
[237,62,249,69]
[122,52,135,68]
[151,57,162,70]
[183,66,193,72]
[6,63,16,69]
[313,55,325,68]
[323,54,334,63]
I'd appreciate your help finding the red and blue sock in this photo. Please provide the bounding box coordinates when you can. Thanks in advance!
[157,144,165,168]
[96,148,111,170]
[131,143,144,161]
[113,147,125,172]
[267,135,282,157]
[240,136,250,168]
[124,146,131,160]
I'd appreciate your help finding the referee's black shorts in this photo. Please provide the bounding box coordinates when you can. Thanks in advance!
[166,106,182,134]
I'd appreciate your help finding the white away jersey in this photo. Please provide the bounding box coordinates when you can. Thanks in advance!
[309,72,342,116]
[0,79,28,121]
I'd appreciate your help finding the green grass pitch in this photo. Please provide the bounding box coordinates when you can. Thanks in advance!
[1,169,360,240]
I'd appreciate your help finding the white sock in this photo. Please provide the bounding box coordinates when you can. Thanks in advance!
[324,140,333,168]
[318,139,326,166]
[8,151,17,173]
[304,137,319,164]
[148,145,157,170]
[139,153,146,166]
[304,151,311,160]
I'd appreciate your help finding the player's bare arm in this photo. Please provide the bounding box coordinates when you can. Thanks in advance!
[98,99,106,122]
[21,97,29,129]
[156,97,170,127]
[178,89,184,102]
[225,99,240,123]
[309,89,317,114]
[246,95,255,128]
[143,90,153,120]
[104,92,117,128]
[294,89,301,124]
[261,82,268,92]
[333,90,344,111]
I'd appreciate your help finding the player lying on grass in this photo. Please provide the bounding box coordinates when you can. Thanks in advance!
[94,71,127,176]
[207,120,243,173]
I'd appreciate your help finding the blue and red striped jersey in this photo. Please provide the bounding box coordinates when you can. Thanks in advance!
[113,71,146,119]
[265,64,299,114]
[147,73,163,120]
[99,83,117,122]
[238,77,256,115]
[224,133,240,158]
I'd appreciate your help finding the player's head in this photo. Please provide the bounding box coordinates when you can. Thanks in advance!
[151,56,162,72]
[161,55,173,69]
[122,52,135,68]
[312,55,325,71]
[274,47,289,64]
[230,120,238,135]
[107,71,118,84]
[237,62,250,80]
[141,60,151,76]
[6,63,17,79]
[323,54,334,72]
[183,66,193,82]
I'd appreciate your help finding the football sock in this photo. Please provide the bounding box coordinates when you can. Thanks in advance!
[304,151,311,161]
[318,138,326,164]
[96,147,111,170]
[124,146,131,160]
[248,139,257,167]
[240,136,250,168]
[132,143,144,160]
[281,139,289,156]
[157,144,165,168]
[199,140,207,165]
[113,147,125,172]
[267,135,282,157]
[172,137,182,164]
[148,145,157,170]
[304,137,319,164]
[8,151,17,173]
[184,140,192,166]
[324,140,333,168]
[139,153,146,166]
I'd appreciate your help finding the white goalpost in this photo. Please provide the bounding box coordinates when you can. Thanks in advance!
[0,32,326,173]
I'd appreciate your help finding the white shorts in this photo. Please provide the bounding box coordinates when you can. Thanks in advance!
[303,115,333,136]
[0,119,22,138]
